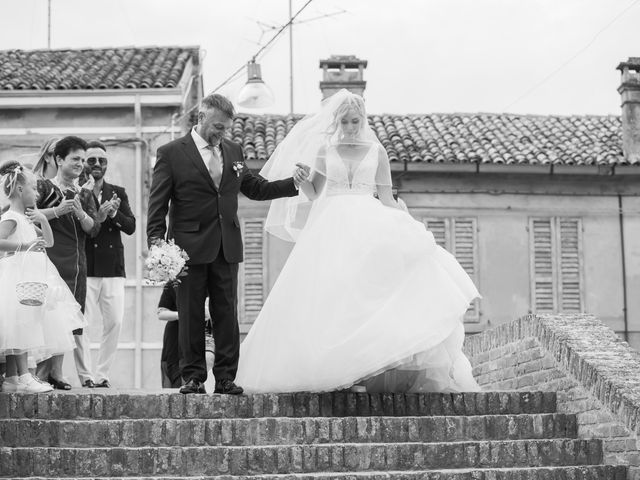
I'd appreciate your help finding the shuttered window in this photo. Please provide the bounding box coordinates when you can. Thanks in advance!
[239,218,266,324]
[423,217,480,322]
[530,218,556,312]
[529,217,583,313]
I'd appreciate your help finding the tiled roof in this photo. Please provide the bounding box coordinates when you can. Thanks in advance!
[232,113,625,166]
[0,47,196,90]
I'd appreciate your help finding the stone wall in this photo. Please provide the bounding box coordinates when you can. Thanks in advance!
[464,313,640,477]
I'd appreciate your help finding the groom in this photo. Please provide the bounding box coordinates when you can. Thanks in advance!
[147,93,307,394]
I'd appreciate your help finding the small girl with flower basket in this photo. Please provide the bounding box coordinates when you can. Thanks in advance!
[0,161,85,393]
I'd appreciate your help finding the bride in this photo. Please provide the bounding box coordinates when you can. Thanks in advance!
[234,89,480,393]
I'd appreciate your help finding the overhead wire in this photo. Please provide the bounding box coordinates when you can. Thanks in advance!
[147,0,316,145]
[503,0,640,111]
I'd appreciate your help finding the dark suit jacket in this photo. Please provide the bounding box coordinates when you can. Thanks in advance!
[86,181,136,277]
[147,133,298,265]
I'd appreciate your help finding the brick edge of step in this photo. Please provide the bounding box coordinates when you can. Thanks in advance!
[2,464,629,479]
[0,439,604,477]
[0,413,579,448]
[0,391,558,420]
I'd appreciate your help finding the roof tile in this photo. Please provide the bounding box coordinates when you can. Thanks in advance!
[0,47,196,90]
[231,113,625,166]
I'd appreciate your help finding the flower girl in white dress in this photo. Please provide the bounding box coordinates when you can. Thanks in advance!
[235,90,481,394]
[0,162,85,393]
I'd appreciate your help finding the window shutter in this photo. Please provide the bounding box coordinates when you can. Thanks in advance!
[529,217,583,314]
[453,218,480,322]
[557,218,583,312]
[239,218,266,324]
[530,218,556,313]
[424,217,479,322]
[424,218,450,249]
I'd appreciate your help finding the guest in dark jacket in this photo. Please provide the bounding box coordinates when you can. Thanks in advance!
[157,282,215,389]
[75,141,135,388]
[35,136,106,390]
[157,282,181,388]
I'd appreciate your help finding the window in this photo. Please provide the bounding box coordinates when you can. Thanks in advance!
[529,217,583,313]
[423,217,480,322]
[239,218,266,325]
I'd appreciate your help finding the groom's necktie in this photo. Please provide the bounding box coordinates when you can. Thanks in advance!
[207,144,223,188]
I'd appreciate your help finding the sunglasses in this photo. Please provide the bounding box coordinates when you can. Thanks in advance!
[86,157,108,166]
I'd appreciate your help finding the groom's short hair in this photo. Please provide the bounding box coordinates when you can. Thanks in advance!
[200,93,235,119]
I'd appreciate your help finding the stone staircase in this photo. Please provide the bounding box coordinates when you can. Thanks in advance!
[0,390,627,479]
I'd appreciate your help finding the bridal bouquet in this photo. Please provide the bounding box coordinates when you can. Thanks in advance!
[145,239,189,284]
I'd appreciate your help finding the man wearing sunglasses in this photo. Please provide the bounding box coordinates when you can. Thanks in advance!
[75,140,136,388]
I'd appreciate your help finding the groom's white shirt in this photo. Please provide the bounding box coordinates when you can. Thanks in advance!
[191,127,223,171]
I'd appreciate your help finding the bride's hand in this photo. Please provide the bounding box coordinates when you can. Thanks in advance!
[293,164,311,187]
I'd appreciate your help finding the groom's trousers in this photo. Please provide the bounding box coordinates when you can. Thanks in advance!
[177,249,239,384]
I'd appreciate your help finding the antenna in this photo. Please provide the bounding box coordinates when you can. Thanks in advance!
[248,3,348,113]
[289,0,293,114]
[47,0,52,49]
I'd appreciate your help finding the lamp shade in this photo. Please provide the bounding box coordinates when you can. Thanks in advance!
[237,60,275,109]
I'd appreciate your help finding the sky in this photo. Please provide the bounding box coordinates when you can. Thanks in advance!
[1,0,638,116]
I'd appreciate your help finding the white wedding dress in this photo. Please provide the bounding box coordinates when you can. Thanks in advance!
[235,142,481,394]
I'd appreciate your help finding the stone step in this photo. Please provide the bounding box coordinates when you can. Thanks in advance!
[0,439,603,476]
[6,465,627,480]
[0,391,557,420]
[5,465,629,479]
[0,413,578,448]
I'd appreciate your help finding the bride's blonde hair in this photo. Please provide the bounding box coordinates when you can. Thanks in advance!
[326,94,367,137]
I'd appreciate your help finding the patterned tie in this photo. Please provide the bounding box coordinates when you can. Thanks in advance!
[207,144,223,188]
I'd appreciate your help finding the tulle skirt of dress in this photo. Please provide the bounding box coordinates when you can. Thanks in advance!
[235,193,481,394]
[0,251,85,363]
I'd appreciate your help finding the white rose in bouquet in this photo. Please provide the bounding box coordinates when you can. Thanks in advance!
[145,240,189,285]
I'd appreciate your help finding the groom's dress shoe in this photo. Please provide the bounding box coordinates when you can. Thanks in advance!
[214,379,244,395]
[180,379,206,394]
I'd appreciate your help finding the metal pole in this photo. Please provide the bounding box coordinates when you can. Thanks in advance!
[618,194,629,342]
[47,0,52,49]
[134,95,144,388]
[170,113,178,141]
[289,0,294,114]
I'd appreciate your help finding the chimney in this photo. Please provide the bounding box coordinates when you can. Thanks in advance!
[617,58,640,164]
[319,55,367,100]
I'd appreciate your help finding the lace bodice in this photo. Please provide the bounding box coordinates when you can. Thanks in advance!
[325,144,379,196]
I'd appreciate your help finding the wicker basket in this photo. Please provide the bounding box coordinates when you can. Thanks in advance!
[15,242,49,307]
[16,281,48,306]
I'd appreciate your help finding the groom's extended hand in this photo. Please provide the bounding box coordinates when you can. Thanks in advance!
[293,164,310,187]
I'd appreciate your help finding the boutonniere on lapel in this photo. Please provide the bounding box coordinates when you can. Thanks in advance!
[232,161,245,177]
